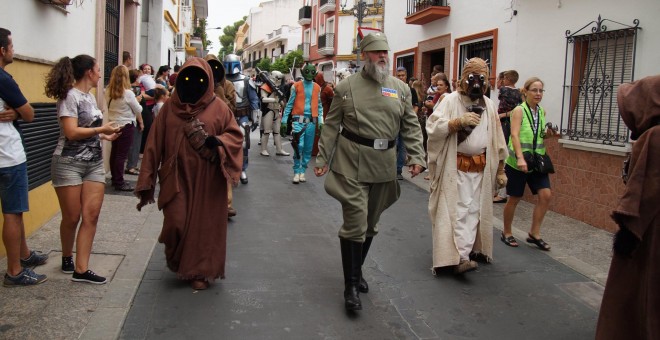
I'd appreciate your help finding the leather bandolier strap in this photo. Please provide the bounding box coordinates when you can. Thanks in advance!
[457,152,487,173]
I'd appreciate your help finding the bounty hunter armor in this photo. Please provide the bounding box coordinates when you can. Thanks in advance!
[223,53,261,184]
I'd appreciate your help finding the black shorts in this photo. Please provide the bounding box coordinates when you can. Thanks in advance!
[505,164,551,197]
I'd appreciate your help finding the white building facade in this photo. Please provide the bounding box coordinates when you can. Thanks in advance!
[384,0,659,232]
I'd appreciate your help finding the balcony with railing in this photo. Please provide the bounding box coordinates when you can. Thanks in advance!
[317,33,335,56]
[298,6,312,26]
[319,0,335,14]
[405,0,450,25]
[298,42,310,60]
[266,27,288,44]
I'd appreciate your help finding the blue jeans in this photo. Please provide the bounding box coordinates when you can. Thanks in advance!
[396,134,406,175]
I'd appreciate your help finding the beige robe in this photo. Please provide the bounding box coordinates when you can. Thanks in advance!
[426,91,508,269]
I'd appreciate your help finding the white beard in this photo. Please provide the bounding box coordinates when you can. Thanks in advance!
[363,58,390,84]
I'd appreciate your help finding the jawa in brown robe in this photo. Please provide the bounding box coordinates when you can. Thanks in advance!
[135,57,243,290]
[596,75,660,339]
[204,53,239,217]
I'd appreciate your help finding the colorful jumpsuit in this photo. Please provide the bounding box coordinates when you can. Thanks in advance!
[282,80,323,175]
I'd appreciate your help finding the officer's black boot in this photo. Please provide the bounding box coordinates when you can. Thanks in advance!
[340,238,363,311]
[359,237,373,293]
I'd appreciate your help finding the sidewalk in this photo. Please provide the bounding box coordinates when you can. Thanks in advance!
[402,170,613,287]
[0,157,613,339]
[0,175,164,340]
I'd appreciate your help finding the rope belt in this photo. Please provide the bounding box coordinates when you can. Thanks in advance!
[457,152,487,173]
[340,128,395,150]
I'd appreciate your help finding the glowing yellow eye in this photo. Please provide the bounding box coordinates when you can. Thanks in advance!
[200,79,204,82]
[185,77,189,81]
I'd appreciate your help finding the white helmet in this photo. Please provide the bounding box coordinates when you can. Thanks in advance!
[270,70,284,87]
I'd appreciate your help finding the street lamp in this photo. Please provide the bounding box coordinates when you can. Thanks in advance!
[340,0,382,69]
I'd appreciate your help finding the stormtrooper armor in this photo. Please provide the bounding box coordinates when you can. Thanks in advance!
[259,70,290,157]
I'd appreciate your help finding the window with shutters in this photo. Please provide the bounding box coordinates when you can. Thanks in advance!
[560,16,640,147]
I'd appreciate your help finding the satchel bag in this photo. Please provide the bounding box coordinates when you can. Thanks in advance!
[522,104,555,174]
[523,151,554,174]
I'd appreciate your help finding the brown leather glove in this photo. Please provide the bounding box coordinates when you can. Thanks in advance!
[183,118,219,162]
[183,118,208,152]
[496,161,507,188]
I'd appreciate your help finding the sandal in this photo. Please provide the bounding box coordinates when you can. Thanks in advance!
[125,168,139,175]
[190,279,209,290]
[493,196,508,204]
[526,234,551,251]
[500,233,518,247]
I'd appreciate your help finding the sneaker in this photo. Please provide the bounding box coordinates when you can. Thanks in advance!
[299,173,306,182]
[20,250,48,267]
[3,268,48,287]
[292,173,300,184]
[275,150,290,156]
[114,182,135,192]
[396,173,404,180]
[61,256,75,274]
[71,270,107,285]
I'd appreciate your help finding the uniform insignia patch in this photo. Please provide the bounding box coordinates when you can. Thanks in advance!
[381,87,398,98]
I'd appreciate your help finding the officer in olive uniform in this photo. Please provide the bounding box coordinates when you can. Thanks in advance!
[314,32,426,311]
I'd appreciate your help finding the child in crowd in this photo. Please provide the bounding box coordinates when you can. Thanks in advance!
[493,70,522,204]
[151,86,169,119]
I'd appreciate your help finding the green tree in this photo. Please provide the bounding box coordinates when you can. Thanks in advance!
[256,58,272,72]
[193,18,213,51]
[218,16,247,58]
[271,58,288,73]
[284,50,304,71]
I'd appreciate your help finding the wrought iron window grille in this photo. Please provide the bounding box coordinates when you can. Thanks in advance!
[560,15,641,147]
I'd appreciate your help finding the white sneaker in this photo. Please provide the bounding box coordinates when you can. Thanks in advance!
[292,173,300,184]
[276,150,290,156]
[260,150,270,156]
[299,173,306,182]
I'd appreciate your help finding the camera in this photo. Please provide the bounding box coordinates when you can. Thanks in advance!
[132,86,141,96]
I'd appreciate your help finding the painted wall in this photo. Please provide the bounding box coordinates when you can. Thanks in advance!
[385,0,659,124]
[0,0,99,256]
[0,1,97,63]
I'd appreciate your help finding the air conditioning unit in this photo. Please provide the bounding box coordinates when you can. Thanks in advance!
[174,33,185,50]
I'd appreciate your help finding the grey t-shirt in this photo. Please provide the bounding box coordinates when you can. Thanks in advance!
[53,88,104,162]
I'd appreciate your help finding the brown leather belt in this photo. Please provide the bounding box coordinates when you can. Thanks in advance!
[457,152,487,173]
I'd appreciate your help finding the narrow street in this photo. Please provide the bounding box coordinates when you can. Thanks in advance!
[119,136,599,340]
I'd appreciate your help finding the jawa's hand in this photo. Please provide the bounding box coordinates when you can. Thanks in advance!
[184,118,218,162]
[184,118,208,151]
[136,195,155,212]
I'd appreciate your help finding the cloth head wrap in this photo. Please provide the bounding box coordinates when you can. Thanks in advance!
[459,58,490,97]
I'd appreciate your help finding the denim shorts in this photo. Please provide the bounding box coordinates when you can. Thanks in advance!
[51,155,105,187]
[0,162,29,214]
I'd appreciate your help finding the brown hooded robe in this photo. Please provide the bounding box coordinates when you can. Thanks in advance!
[135,57,243,281]
[596,75,660,339]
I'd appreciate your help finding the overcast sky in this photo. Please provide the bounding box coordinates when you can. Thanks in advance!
[206,0,264,55]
